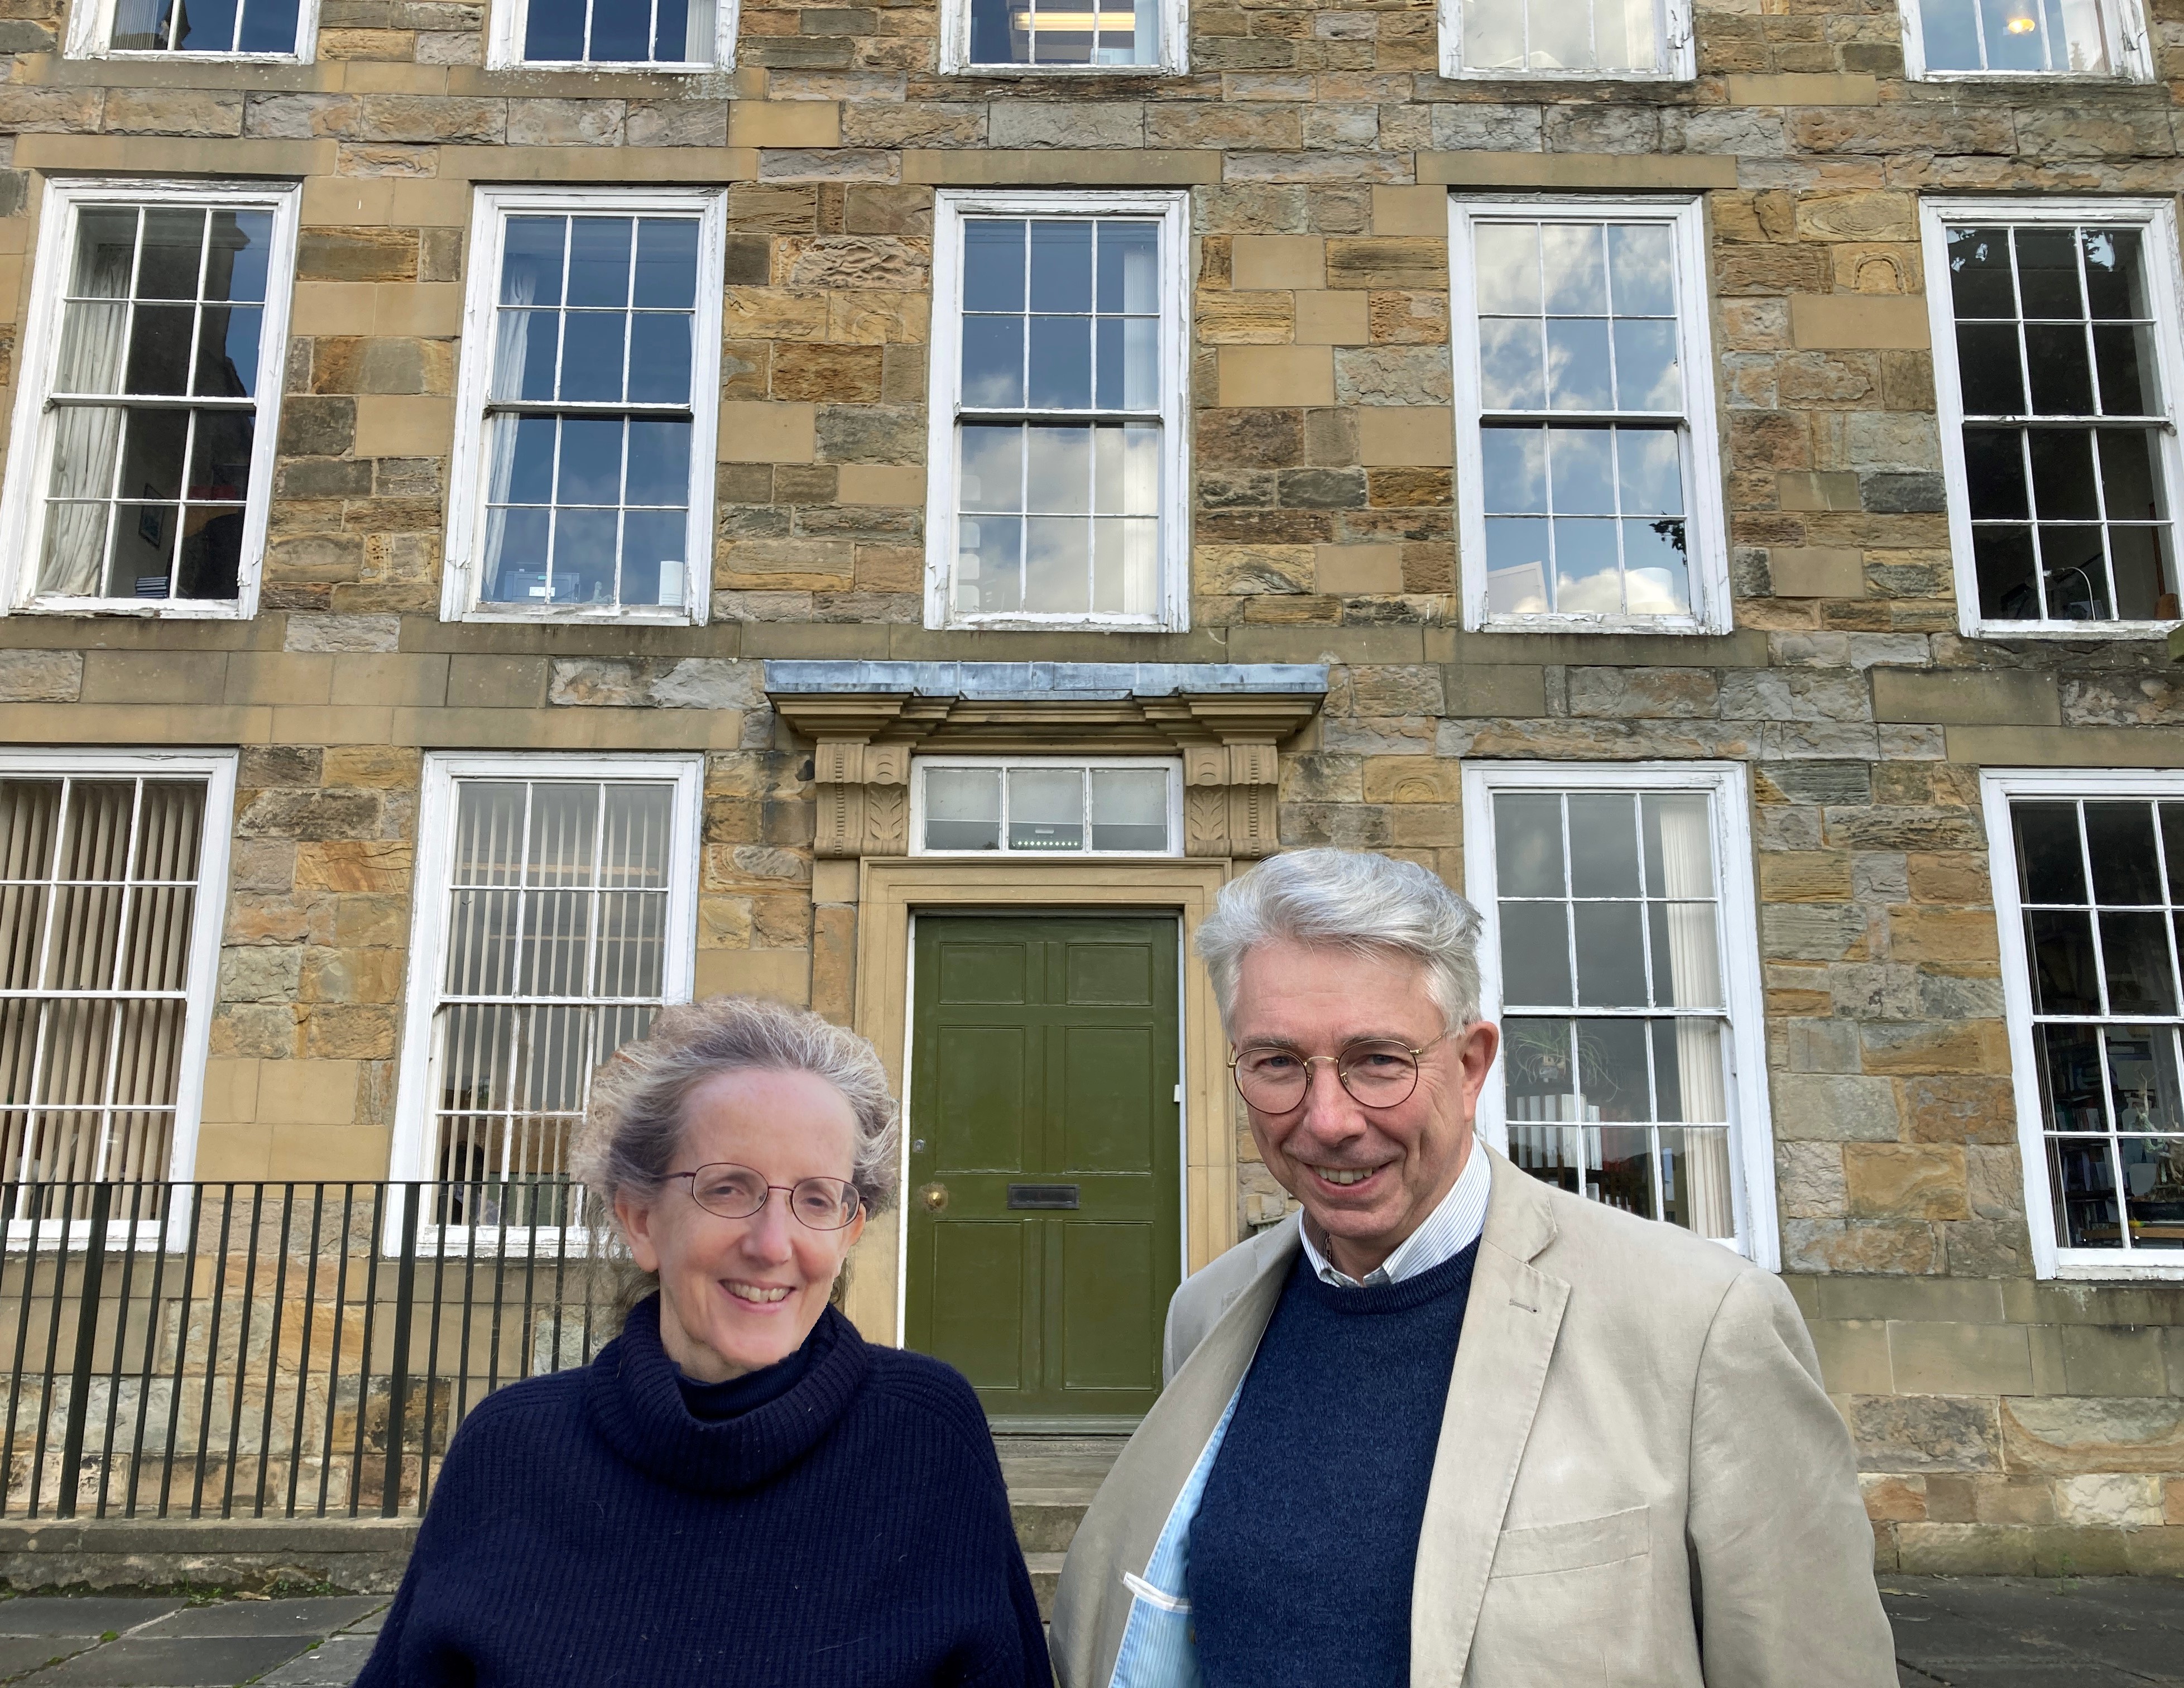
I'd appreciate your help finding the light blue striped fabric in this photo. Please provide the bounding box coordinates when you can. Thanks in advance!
[1106,1385,1242,1688]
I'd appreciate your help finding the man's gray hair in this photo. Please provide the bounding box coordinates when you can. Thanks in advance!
[574,994,901,1222]
[1194,848,1485,1033]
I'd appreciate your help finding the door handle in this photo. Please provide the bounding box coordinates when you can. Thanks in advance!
[919,1182,949,1212]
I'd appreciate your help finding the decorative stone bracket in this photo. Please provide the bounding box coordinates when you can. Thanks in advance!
[765,662,1328,861]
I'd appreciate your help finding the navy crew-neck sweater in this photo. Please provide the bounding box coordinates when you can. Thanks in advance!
[1187,1240,1480,1688]
[354,1295,1050,1688]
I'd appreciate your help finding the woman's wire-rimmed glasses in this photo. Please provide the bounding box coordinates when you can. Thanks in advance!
[1230,1032,1452,1113]
[666,1163,863,1230]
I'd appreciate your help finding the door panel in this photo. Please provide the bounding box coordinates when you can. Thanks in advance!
[1062,1221,1159,1390]
[933,1024,1029,1170]
[1067,942,1154,1005]
[1062,1025,1157,1171]
[929,1220,1027,1389]
[906,913,1181,1426]
[938,941,1029,1003]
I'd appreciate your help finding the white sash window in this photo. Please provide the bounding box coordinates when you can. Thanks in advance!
[1466,763,1774,1263]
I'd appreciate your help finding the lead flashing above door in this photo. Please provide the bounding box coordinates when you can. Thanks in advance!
[762,660,1330,860]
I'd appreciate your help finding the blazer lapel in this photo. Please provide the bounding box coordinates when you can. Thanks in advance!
[1409,1150,1570,1688]
[1061,1227,1299,1688]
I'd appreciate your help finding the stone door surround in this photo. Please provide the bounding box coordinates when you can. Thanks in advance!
[764,660,1329,861]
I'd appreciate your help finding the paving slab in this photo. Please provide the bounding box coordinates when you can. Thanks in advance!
[0,1600,184,1637]
[133,1599,384,1640]
[0,1636,99,1677]
[255,1634,378,1686]
[1882,1576,2184,1688]
[26,1636,313,1686]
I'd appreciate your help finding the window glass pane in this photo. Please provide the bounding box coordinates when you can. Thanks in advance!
[1567,793,1638,895]
[525,0,586,57]
[1024,516,1090,612]
[111,0,166,48]
[1089,770,1168,851]
[2049,1135,2119,1248]
[236,0,303,51]
[171,0,239,49]
[2087,800,2162,902]
[209,210,272,304]
[921,773,1004,856]
[2101,911,2176,1015]
[1462,0,1527,66]
[2119,1135,2184,1248]
[1493,792,1563,896]
[1006,769,1084,851]
[1498,901,1572,1007]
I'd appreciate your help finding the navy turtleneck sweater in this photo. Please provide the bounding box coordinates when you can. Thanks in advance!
[1186,1240,1480,1688]
[354,1295,1050,1688]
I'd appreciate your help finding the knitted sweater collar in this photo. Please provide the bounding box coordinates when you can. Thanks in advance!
[584,1293,870,1495]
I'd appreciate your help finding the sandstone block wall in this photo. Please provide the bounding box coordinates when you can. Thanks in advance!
[0,0,2181,1570]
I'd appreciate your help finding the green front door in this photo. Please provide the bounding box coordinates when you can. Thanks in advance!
[906,914,1182,1427]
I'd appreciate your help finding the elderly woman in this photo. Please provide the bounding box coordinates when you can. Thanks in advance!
[357,995,1050,1688]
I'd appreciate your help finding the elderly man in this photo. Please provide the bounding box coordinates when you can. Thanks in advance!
[1051,847,1893,1688]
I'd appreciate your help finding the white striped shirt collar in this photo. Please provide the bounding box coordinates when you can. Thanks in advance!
[1296,1143,1491,1289]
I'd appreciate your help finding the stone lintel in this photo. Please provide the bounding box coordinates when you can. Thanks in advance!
[901,148,1223,186]
[1417,151,1738,190]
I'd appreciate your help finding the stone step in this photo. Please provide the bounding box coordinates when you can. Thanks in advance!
[1013,1498,1090,1555]
[1027,1552,1066,1620]
[998,1432,1120,1566]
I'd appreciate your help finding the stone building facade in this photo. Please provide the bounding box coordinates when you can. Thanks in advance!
[0,0,2180,1574]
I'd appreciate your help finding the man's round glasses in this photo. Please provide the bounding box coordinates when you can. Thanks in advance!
[1229,1033,1450,1113]
[668,1163,862,1231]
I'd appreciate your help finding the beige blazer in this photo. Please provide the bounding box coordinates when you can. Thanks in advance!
[1050,1148,1895,1688]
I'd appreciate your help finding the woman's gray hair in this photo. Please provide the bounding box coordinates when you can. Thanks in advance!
[574,994,901,1223]
[1194,848,1485,1033]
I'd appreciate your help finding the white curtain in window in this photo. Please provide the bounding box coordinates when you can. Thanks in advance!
[39,228,133,598]
[481,267,537,591]
[685,0,716,59]
[1657,797,1735,1239]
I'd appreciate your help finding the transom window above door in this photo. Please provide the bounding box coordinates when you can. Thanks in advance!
[490,0,735,66]
[944,0,1183,70]
[1443,0,1692,77]
[913,760,1180,856]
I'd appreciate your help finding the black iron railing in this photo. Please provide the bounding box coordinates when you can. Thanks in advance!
[0,1180,621,1522]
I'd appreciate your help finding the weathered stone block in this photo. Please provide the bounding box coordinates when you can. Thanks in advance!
[1771,1071,1900,1142]
[1846,1144,1970,1220]
[1847,1394,2004,1473]
[2001,1397,2184,1476]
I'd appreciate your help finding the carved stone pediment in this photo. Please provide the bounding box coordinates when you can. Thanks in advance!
[765,661,1328,861]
